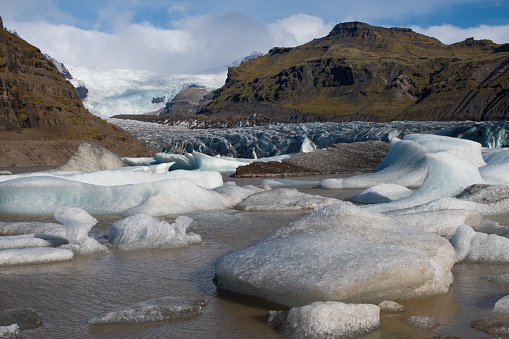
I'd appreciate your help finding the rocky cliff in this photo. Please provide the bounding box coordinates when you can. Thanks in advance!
[0,17,155,166]
[200,22,509,122]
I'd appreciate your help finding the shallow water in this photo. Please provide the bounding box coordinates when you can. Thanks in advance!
[1,174,509,338]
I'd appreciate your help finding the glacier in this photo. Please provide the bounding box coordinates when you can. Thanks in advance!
[111,118,509,158]
[67,65,226,118]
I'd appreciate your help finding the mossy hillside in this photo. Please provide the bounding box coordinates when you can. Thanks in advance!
[203,22,509,122]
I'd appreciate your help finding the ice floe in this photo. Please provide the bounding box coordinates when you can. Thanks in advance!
[404,316,439,330]
[379,300,405,314]
[0,234,66,250]
[54,206,106,255]
[0,221,65,236]
[449,225,509,263]
[236,188,341,211]
[0,324,19,338]
[348,183,413,204]
[108,215,201,250]
[214,203,456,307]
[321,134,485,190]
[88,296,207,324]
[0,247,74,266]
[268,301,380,338]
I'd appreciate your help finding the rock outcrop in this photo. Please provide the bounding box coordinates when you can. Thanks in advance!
[0,17,155,167]
[201,22,509,123]
[159,85,214,115]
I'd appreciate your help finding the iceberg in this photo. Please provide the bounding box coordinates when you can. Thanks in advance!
[88,296,207,324]
[449,224,509,263]
[0,247,73,266]
[0,324,19,338]
[0,234,66,250]
[321,134,485,190]
[214,203,456,307]
[54,206,107,255]
[108,215,201,250]
[347,183,413,204]
[235,188,341,211]
[404,316,439,331]
[268,301,380,338]
[493,295,509,314]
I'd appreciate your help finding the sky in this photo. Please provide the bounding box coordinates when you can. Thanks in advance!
[1,0,509,75]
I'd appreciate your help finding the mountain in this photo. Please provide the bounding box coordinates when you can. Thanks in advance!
[199,22,509,123]
[0,17,154,166]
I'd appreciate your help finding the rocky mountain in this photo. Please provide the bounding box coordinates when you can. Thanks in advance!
[0,16,154,166]
[200,22,509,123]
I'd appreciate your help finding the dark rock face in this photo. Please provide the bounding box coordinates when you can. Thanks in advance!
[201,22,509,123]
[160,85,214,115]
[0,18,155,164]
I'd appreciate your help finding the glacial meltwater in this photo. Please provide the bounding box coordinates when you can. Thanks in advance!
[2,174,509,338]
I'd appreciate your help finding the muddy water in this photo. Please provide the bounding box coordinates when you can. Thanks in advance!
[1,174,509,338]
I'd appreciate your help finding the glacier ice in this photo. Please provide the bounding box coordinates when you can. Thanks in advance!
[112,119,509,158]
[54,206,107,255]
[348,183,413,204]
[0,247,74,266]
[0,171,226,216]
[0,234,66,250]
[0,324,19,338]
[108,215,201,250]
[235,188,341,211]
[493,295,509,314]
[268,301,380,338]
[214,203,456,307]
[404,316,439,330]
[449,225,509,263]
[88,296,207,324]
[68,65,226,118]
[321,134,485,190]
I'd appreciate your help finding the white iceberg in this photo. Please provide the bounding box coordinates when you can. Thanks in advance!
[449,224,509,263]
[54,206,107,255]
[236,188,341,211]
[0,324,19,338]
[0,247,74,266]
[348,183,413,204]
[214,203,456,307]
[269,301,380,338]
[493,295,509,314]
[108,214,201,250]
[88,296,207,324]
[0,234,66,250]
[321,134,485,189]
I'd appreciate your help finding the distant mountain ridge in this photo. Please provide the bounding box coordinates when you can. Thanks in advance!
[199,22,509,123]
[0,16,154,166]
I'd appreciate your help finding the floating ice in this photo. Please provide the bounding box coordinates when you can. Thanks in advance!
[483,148,509,165]
[0,247,73,266]
[0,308,43,330]
[212,184,264,207]
[0,324,18,338]
[236,188,341,211]
[121,157,159,166]
[480,164,509,185]
[268,301,380,339]
[0,222,65,236]
[0,171,12,175]
[390,210,484,238]
[348,183,413,204]
[50,142,126,172]
[0,173,227,215]
[54,206,106,255]
[488,273,509,284]
[0,234,66,250]
[404,316,439,330]
[321,134,485,190]
[214,203,456,307]
[88,296,207,324]
[364,152,485,214]
[153,153,196,170]
[379,300,405,314]
[261,179,320,187]
[449,225,509,263]
[108,215,201,250]
[493,295,509,314]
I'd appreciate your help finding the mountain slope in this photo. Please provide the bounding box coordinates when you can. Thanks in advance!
[0,17,154,166]
[200,22,509,122]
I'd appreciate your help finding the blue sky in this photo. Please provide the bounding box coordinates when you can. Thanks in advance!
[2,0,509,74]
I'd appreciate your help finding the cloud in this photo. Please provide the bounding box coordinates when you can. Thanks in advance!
[7,13,333,74]
[411,24,509,44]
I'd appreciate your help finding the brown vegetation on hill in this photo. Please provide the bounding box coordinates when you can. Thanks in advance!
[0,17,155,167]
[200,22,509,123]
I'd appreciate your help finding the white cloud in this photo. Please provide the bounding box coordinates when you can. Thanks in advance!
[411,24,509,44]
[7,13,333,75]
